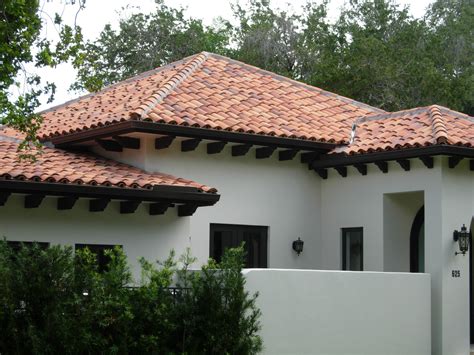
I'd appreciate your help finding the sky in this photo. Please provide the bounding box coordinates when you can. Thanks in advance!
[29,0,434,110]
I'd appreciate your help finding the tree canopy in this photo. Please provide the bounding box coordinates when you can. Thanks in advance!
[73,0,473,115]
[0,0,84,152]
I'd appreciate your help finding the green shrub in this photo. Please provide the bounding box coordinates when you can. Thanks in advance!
[0,241,262,354]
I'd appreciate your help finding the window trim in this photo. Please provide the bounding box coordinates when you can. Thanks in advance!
[341,227,364,271]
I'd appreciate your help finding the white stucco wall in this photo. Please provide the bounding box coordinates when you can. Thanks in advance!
[244,269,431,355]
[321,157,473,355]
[0,194,191,280]
[439,159,473,355]
[97,135,323,270]
[3,136,471,355]
[320,158,441,272]
[383,191,424,272]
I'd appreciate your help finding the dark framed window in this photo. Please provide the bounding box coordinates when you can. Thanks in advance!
[75,244,122,272]
[210,224,268,268]
[7,241,49,252]
[342,227,363,271]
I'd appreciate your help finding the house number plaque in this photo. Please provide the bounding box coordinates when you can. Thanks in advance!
[452,270,461,278]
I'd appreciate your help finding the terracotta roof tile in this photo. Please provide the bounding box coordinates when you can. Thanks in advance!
[0,131,216,193]
[336,105,474,155]
[38,52,382,143]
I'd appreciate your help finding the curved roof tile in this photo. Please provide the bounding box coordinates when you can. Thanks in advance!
[38,52,382,143]
[0,130,216,194]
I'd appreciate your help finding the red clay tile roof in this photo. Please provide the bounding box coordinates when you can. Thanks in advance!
[0,128,216,193]
[335,105,474,155]
[38,52,383,143]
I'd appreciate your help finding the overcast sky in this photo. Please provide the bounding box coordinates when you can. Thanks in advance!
[31,0,434,110]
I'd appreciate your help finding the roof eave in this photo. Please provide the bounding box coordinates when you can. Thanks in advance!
[311,145,474,169]
[45,120,338,151]
[0,179,220,206]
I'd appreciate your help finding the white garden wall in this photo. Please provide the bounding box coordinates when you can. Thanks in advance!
[244,269,431,355]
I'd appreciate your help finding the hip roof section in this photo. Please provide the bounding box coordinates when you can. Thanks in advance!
[0,128,216,194]
[335,105,474,155]
[38,52,383,144]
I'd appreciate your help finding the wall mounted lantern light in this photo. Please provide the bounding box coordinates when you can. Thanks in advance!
[292,237,304,256]
[453,224,470,256]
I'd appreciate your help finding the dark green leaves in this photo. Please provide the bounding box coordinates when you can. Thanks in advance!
[0,0,84,151]
[71,2,232,92]
[0,241,262,354]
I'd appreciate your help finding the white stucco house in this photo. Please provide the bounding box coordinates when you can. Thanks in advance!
[1,52,474,354]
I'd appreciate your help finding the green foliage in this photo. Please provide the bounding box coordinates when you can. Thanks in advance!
[176,246,262,354]
[231,0,301,77]
[0,241,262,354]
[0,0,84,149]
[73,0,473,115]
[72,0,232,92]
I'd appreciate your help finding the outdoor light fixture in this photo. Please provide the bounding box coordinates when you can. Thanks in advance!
[453,224,470,256]
[292,237,304,256]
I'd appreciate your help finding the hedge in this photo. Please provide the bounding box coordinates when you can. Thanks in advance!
[0,241,262,354]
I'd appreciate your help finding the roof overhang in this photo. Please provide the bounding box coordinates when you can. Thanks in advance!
[309,145,474,178]
[46,121,337,152]
[0,180,220,216]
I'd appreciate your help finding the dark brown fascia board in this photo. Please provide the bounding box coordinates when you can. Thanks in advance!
[0,180,220,206]
[311,145,474,169]
[49,121,335,152]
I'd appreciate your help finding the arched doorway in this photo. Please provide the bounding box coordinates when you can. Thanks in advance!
[410,206,424,273]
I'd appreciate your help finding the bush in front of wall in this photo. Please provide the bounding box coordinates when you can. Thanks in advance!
[0,241,262,354]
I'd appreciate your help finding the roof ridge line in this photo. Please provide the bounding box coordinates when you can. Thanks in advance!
[428,105,449,144]
[130,52,210,119]
[37,56,195,116]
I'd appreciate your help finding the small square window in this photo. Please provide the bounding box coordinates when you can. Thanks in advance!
[342,228,363,271]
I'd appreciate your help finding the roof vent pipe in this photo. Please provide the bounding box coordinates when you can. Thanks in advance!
[349,122,357,144]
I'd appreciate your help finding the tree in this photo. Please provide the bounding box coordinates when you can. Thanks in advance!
[231,0,302,78]
[318,0,437,111]
[72,0,232,92]
[0,0,84,152]
[425,0,474,114]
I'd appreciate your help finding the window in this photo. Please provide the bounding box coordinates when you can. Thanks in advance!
[75,244,122,272]
[7,241,49,252]
[342,228,363,271]
[210,224,268,268]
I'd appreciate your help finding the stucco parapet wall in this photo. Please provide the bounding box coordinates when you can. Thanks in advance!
[242,268,432,277]
[244,268,431,355]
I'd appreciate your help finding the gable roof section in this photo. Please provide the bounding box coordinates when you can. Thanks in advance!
[38,52,383,144]
[336,105,474,155]
[0,127,218,209]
